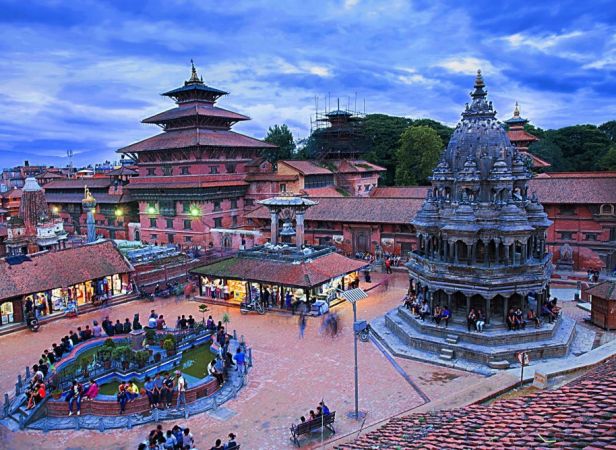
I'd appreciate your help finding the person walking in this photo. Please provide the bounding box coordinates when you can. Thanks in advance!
[298,313,307,339]
[233,347,247,375]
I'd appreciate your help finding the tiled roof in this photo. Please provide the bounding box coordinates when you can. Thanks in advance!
[301,187,345,197]
[245,197,422,224]
[6,189,22,199]
[142,104,249,124]
[528,173,616,204]
[44,192,132,205]
[191,252,367,288]
[507,129,539,143]
[36,171,65,180]
[118,128,276,153]
[335,160,387,173]
[44,179,112,190]
[0,240,133,300]
[586,281,616,300]
[279,160,333,175]
[370,186,430,199]
[107,166,139,176]
[338,355,616,449]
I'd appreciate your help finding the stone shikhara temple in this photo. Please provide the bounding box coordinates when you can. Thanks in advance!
[378,72,576,368]
[410,70,553,322]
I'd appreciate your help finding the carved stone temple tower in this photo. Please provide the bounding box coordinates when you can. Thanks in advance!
[377,72,575,369]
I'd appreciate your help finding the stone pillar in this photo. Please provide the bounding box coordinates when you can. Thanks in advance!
[503,296,509,323]
[129,329,145,350]
[485,297,491,324]
[466,294,470,316]
[521,243,527,263]
[504,243,510,266]
[446,292,452,311]
[471,241,477,264]
[295,212,305,249]
[453,241,459,264]
[270,211,279,245]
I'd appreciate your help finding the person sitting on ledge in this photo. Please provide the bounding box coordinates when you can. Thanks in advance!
[433,305,442,325]
[148,314,157,329]
[156,315,166,330]
[123,318,132,334]
[527,309,541,328]
[549,298,561,316]
[440,306,451,328]
[114,319,123,335]
[514,308,526,330]
[127,380,140,402]
[475,309,486,332]
[117,382,128,414]
[83,379,99,400]
[403,294,413,311]
[541,301,556,324]
[507,309,518,331]
[467,308,477,332]
[133,313,142,331]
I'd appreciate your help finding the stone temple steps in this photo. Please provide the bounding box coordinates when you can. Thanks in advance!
[378,306,576,366]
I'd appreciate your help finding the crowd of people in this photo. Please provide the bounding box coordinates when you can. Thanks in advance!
[403,291,451,328]
[138,423,239,449]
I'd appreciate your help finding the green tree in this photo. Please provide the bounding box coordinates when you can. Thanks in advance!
[362,114,413,185]
[598,146,616,170]
[547,125,611,171]
[599,120,616,143]
[395,125,443,185]
[412,118,454,146]
[263,124,296,168]
[528,138,571,172]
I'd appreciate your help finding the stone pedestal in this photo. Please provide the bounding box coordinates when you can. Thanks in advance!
[556,259,574,272]
[129,329,145,350]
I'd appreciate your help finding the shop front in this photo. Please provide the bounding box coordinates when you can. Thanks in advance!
[0,240,134,329]
[191,250,367,314]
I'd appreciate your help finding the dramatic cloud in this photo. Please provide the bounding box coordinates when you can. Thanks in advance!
[0,0,614,167]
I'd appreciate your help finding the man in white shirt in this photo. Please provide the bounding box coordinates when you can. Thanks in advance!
[175,370,187,410]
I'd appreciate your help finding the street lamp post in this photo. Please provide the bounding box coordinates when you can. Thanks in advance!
[352,300,359,420]
[343,287,368,421]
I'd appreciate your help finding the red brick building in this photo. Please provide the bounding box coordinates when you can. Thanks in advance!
[528,171,616,271]
[118,63,277,249]
[43,173,138,241]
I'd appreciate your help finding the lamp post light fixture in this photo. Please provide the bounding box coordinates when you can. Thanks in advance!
[190,207,201,218]
[147,206,157,215]
[52,206,60,216]
[114,208,123,218]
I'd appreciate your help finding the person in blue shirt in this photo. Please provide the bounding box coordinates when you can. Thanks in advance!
[152,373,163,408]
[233,348,246,374]
[319,401,330,415]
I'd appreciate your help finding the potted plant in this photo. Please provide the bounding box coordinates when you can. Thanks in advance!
[145,328,157,345]
[112,345,132,370]
[153,352,162,363]
[134,350,150,368]
[98,347,113,369]
[51,388,63,400]
[162,337,176,357]
[198,304,209,323]
[222,312,231,326]
[80,355,94,378]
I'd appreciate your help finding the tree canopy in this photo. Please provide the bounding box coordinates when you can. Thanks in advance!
[395,125,443,186]
[263,124,296,167]
[528,123,613,172]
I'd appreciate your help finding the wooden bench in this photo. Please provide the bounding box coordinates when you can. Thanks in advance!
[290,412,336,447]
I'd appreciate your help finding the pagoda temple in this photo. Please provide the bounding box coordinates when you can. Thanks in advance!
[375,72,575,368]
[505,102,551,170]
[118,62,277,248]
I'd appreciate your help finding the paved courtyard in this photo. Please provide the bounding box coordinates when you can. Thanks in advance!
[0,272,483,450]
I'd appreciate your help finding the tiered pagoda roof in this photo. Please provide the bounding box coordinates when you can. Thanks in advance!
[118,62,275,155]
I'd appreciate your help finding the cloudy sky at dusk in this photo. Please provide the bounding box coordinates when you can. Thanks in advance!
[1,0,615,167]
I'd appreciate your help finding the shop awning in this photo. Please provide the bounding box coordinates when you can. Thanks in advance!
[339,288,368,304]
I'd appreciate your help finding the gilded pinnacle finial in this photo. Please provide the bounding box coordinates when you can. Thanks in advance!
[513,101,520,117]
[188,59,201,83]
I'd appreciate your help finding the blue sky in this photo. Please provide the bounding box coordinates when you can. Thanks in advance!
[1,0,615,167]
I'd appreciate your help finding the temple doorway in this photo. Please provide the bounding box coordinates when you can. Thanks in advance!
[353,229,370,254]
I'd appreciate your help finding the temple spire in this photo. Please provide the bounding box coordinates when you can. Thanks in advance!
[513,101,520,117]
[187,59,203,84]
[471,69,487,99]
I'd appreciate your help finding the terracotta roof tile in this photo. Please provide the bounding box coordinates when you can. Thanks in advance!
[279,160,333,175]
[370,186,430,198]
[586,281,616,301]
[191,252,367,287]
[245,197,422,224]
[0,241,133,300]
[142,104,249,124]
[44,179,112,189]
[118,128,276,153]
[507,129,539,143]
[528,173,616,204]
[338,356,616,449]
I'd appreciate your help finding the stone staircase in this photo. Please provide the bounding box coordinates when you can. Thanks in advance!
[377,306,577,368]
